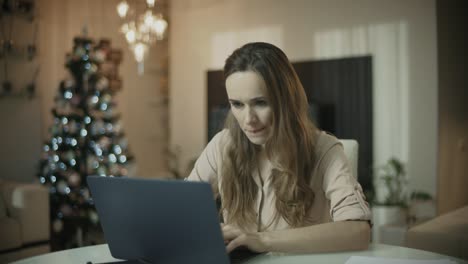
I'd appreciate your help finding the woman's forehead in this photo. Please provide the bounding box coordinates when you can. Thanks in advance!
[225,71,267,100]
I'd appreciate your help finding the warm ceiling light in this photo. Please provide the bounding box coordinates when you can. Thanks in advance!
[116,0,168,74]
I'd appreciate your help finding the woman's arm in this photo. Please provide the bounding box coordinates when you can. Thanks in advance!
[223,220,370,253]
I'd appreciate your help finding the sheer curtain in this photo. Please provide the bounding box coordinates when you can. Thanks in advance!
[313,22,410,175]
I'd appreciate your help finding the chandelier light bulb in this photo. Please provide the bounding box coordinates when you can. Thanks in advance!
[143,10,155,27]
[121,23,129,33]
[146,0,156,8]
[125,30,136,44]
[116,1,129,18]
[153,15,168,40]
[133,43,147,63]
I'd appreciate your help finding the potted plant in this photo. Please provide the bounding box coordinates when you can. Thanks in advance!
[408,190,436,224]
[372,158,408,242]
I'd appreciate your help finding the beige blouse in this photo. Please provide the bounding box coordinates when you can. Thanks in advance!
[187,129,371,232]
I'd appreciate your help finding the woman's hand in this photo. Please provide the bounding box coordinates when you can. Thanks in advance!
[221,224,269,253]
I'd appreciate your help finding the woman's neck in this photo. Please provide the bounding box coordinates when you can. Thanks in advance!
[256,148,270,182]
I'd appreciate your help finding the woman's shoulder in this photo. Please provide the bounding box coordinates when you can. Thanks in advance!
[212,129,231,143]
[208,129,232,150]
[314,130,342,158]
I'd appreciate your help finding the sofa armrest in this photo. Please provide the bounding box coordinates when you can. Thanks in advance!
[406,205,468,260]
[3,182,50,244]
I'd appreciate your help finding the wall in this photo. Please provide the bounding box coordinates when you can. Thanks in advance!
[436,0,468,214]
[0,2,42,182]
[0,99,42,182]
[0,0,170,181]
[169,0,438,196]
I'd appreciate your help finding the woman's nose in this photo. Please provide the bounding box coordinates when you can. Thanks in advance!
[244,107,258,124]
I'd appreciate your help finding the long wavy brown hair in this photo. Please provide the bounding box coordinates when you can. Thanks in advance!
[221,42,318,229]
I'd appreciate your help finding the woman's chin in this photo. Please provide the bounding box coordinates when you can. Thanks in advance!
[246,135,268,146]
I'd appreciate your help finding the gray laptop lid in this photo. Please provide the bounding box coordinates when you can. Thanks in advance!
[87,176,229,264]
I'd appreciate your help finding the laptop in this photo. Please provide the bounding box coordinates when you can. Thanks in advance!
[87,176,259,264]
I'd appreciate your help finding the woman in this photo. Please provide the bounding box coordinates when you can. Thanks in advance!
[186,42,371,254]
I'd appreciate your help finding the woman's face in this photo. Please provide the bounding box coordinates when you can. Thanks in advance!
[226,71,273,146]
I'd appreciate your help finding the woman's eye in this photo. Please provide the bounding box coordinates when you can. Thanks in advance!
[230,102,243,108]
[255,100,268,107]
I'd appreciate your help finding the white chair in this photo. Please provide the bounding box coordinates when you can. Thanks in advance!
[339,139,359,179]
[0,180,50,263]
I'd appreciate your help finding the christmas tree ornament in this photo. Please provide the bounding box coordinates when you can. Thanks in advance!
[101,93,111,104]
[96,77,109,90]
[120,167,128,176]
[80,188,90,201]
[103,108,114,119]
[52,218,64,233]
[60,204,73,217]
[88,95,99,107]
[70,95,80,106]
[118,137,128,149]
[63,102,72,114]
[68,172,81,187]
[94,49,106,62]
[97,166,107,176]
[56,180,69,194]
[88,210,99,225]
[114,121,122,133]
[106,122,114,133]
[69,120,78,134]
[98,137,111,149]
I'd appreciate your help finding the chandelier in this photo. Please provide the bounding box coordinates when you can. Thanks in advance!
[116,0,168,74]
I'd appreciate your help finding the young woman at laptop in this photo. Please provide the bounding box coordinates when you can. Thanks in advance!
[186,42,371,254]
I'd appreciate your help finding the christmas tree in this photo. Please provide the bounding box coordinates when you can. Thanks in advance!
[37,37,133,250]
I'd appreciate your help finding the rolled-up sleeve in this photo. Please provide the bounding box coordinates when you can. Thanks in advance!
[321,144,372,222]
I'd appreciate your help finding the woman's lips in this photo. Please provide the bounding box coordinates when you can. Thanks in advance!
[246,127,265,134]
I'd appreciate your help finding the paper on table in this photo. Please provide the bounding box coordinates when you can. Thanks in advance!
[345,256,458,264]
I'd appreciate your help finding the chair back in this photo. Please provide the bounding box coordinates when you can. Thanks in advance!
[339,139,359,179]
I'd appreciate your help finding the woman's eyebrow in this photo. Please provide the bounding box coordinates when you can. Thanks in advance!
[250,96,267,102]
[228,97,266,103]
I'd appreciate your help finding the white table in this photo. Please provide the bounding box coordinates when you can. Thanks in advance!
[11,243,468,264]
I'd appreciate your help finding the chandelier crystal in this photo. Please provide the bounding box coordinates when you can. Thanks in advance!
[116,0,168,74]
